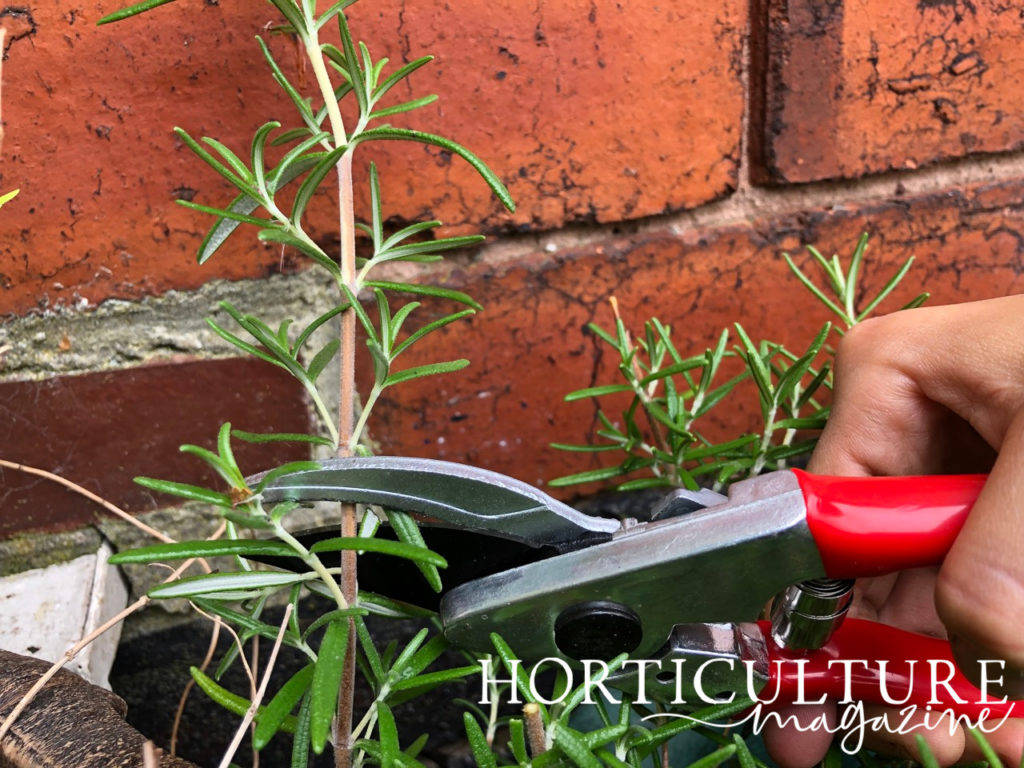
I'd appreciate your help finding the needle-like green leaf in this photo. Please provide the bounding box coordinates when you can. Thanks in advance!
[385,359,470,387]
[306,338,340,382]
[97,0,178,24]
[109,538,295,564]
[251,121,281,193]
[291,145,348,224]
[231,430,333,447]
[463,712,497,768]
[309,536,446,567]
[365,280,482,310]
[309,619,349,753]
[150,571,308,599]
[370,94,438,121]
[300,607,369,642]
[377,701,401,766]
[133,476,232,507]
[392,309,475,358]
[553,722,601,768]
[508,719,529,765]
[386,510,442,592]
[356,127,514,212]
[290,690,313,768]
[253,666,315,750]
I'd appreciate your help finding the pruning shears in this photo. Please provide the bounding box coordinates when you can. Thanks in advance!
[250,457,1023,717]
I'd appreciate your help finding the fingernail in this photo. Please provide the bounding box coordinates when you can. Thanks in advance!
[950,635,1024,699]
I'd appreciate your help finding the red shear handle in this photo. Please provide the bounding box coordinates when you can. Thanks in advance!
[792,470,987,578]
[759,618,1023,719]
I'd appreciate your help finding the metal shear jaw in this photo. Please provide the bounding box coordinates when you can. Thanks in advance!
[252,458,829,660]
[250,456,620,547]
[441,470,826,662]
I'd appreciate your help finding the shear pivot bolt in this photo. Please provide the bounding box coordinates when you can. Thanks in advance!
[555,601,642,661]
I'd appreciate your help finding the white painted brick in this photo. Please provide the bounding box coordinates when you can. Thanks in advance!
[0,541,129,688]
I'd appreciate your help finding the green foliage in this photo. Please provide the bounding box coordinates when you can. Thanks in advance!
[784,233,929,331]
[96,0,515,762]
[554,236,928,491]
[466,636,765,768]
[539,238,937,767]
[105,0,513,456]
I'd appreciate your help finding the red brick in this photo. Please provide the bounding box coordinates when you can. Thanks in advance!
[759,0,1024,183]
[1,0,305,317]
[2,0,745,317]
[346,0,745,231]
[0,358,310,538]
[363,180,1024,493]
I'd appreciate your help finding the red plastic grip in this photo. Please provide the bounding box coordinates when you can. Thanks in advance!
[759,618,1023,719]
[792,470,986,578]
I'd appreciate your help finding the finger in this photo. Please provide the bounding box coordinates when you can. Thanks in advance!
[949,634,1024,700]
[846,574,898,621]
[872,567,945,637]
[900,296,1024,450]
[960,718,1024,765]
[761,703,836,768]
[811,298,1024,478]
[856,703,965,766]
[808,318,959,477]
[937,408,1024,679]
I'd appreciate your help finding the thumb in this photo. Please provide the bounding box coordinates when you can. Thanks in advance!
[761,703,836,768]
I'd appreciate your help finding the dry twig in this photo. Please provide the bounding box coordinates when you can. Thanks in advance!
[170,618,222,756]
[0,462,225,753]
[216,604,294,768]
[0,458,174,543]
[191,603,258,700]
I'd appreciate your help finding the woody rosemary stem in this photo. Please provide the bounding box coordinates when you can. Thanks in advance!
[337,154,357,452]
[306,23,360,764]
[335,151,359,768]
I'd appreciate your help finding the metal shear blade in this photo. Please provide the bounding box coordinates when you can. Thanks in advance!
[248,457,622,608]
[252,456,619,547]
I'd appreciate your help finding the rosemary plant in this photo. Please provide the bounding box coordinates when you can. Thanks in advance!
[98,1,513,766]
[552,235,929,492]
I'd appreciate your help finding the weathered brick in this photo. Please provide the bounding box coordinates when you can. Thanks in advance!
[364,180,1024,492]
[1,0,305,317]
[347,0,745,231]
[0,358,310,538]
[1,0,745,316]
[759,0,1024,183]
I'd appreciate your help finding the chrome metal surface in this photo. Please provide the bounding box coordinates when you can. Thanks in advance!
[770,578,855,651]
[649,487,729,520]
[441,470,827,660]
[609,623,769,708]
[250,457,619,546]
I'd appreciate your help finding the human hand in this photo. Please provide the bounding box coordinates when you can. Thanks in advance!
[763,295,1024,767]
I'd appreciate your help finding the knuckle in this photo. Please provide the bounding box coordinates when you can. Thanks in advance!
[833,316,900,371]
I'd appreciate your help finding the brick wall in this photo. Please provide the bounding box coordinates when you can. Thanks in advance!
[2,0,1023,537]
